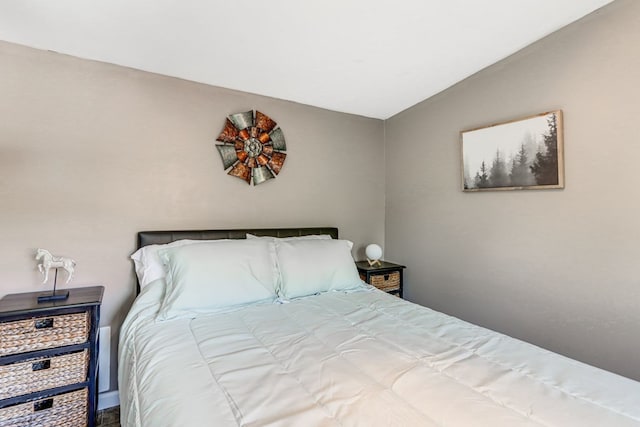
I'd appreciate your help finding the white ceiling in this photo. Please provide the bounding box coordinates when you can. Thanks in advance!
[0,0,613,119]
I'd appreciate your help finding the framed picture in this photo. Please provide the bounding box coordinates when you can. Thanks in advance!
[461,110,564,192]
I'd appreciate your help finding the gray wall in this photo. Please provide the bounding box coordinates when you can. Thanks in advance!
[385,0,640,381]
[0,41,385,391]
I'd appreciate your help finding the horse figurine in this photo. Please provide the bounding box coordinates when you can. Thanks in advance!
[36,248,76,285]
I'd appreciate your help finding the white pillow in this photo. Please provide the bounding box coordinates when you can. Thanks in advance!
[156,239,278,320]
[131,239,215,289]
[276,239,364,299]
[131,235,330,289]
[246,233,333,241]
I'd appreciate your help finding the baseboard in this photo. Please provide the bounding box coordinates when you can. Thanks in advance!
[98,390,120,410]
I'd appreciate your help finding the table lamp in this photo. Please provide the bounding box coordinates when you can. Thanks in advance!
[365,244,383,267]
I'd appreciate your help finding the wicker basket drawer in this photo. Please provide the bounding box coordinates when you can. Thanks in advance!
[0,350,88,400]
[366,271,401,292]
[0,387,87,427]
[0,312,89,356]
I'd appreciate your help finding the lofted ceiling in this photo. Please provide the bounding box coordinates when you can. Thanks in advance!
[0,0,613,119]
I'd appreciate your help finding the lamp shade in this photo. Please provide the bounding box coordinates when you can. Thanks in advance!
[365,244,383,261]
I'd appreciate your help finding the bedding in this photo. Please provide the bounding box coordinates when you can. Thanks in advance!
[131,239,208,289]
[119,282,640,426]
[156,239,279,320]
[275,239,364,299]
[132,228,338,291]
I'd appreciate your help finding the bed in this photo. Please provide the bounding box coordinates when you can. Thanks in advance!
[118,227,640,426]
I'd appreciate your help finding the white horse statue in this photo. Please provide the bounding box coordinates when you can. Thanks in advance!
[36,248,76,285]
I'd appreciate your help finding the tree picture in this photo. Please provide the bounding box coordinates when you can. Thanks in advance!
[461,111,564,191]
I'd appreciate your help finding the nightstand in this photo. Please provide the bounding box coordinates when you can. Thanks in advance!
[356,261,406,298]
[0,286,103,427]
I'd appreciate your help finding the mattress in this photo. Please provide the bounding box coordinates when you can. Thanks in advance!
[118,282,640,426]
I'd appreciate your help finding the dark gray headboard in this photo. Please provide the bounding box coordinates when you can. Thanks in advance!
[137,227,338,248]
[135,227,338,293]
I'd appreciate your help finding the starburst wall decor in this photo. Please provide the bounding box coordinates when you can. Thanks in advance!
[215,110,287,185]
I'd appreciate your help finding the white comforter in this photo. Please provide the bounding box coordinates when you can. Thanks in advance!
[119,282,640,426]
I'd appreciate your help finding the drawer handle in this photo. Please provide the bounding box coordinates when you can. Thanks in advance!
[384,274,389,280]
[34,398,53,412]
[32,359,51,371]
[35,318,54,329]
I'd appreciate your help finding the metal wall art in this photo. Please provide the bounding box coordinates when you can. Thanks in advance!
[215,110,287,185]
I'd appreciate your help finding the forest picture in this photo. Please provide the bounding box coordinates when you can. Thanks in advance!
[461,110,564,191]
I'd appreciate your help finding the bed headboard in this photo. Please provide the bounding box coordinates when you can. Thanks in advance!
[135,227,339,293]
[137,227,338,248]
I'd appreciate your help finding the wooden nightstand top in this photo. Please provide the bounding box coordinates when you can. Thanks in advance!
[0,286,104,318]
[355,261,406,272]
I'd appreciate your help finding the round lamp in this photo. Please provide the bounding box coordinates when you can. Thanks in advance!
[365,244,383,266]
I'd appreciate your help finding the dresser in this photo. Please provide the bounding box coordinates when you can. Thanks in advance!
[0,286,103,427]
